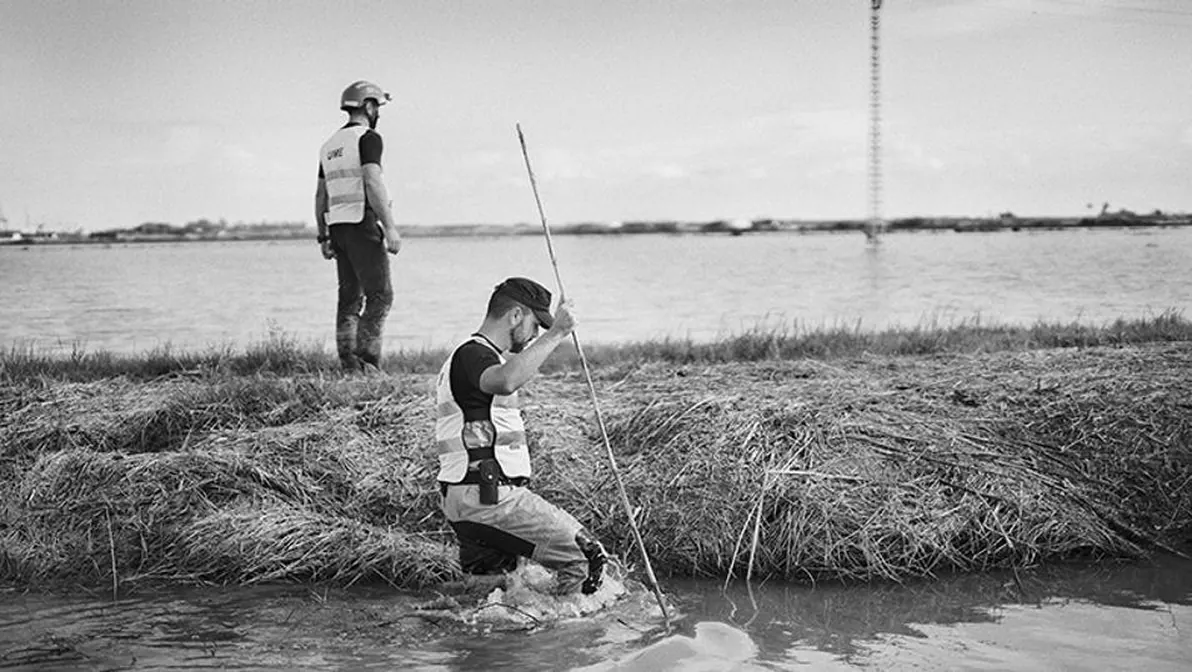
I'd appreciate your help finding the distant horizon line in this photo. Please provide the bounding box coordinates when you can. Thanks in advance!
[5,207,1192,234]
[5,212,1191,244]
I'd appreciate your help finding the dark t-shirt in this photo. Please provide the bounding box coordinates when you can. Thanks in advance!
[449,339,501,422]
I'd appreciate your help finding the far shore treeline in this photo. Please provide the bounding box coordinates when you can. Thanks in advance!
[1,314,1190,592]
[2,208,1190,246]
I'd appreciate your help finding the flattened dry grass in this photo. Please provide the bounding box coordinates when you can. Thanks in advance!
[528,344,1192,582]
[0,374,452,588]
[174,503,454,586]
[1,339,1189,590]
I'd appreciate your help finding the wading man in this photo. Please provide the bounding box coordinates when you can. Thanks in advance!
[435,277,608,594]
[314,80,402,372]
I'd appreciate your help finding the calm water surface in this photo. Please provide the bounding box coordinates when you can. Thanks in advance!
[2,556,1189,670]
[2,228,1189,354]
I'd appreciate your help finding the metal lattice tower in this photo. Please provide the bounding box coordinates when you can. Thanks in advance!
[867,0,884,241]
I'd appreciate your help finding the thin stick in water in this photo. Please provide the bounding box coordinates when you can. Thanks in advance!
[747,473,767,583]
[105,506,118,601]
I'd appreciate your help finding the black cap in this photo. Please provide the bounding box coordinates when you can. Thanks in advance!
[493,277,554,329]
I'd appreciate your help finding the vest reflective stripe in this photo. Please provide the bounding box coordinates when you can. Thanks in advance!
[328,193,365,207]
[435,430,528,456]
[435,337,532,482]
[319,126,370,224]
[323,168,363,181]
[436,435,465,456]
[435,414,465,456]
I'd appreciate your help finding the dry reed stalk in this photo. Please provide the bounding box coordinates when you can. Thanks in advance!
[105,506,118,600]
[747,471,768,583]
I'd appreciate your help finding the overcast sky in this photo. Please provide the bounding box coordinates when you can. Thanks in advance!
[1,0,1189,231]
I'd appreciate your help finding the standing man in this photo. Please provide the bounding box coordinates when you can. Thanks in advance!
[315,80,402,373]
[435,277,609,595]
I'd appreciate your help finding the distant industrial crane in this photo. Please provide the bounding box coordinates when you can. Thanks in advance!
[865,0,885,243]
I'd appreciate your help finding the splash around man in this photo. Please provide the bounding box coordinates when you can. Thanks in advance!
[314,80,402,372]
[435,277,608,594]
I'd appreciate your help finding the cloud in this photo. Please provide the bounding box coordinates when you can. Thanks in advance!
[412,107,873,196]
[894,0,1110,37]
[648,163,689,180]
[459,150,506,170]
[889,134,948,171]
[220,144,259,174]
[785,110,868,140]
[1182,126,1192,148]
[745,166,770,180]
[531,147,598,181]
[162,125,213,164]
[806,157,865,180]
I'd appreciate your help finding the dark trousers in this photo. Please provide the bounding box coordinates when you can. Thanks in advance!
[329,219,393,370]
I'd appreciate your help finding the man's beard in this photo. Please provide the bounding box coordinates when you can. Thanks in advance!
[509,327,529,354]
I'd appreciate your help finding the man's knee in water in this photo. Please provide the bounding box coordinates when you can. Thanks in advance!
[458,540,519,576]
[576,528,608,595]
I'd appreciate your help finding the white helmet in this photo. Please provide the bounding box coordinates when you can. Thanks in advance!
[340,80,391,111]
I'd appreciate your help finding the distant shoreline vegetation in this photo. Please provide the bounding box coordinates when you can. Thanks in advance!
[2,209,1190,246]
[3,311,1188,380]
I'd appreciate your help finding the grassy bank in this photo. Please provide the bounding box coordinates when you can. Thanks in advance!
[4,310,1190,381]
[2,315,1190,591]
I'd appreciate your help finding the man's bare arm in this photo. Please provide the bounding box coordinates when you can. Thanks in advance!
[314,178,329,238]
[363,164,401,254]
[315,178,335,259]
[479,301,576,395]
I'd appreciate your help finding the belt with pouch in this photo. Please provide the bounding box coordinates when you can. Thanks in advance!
[439,447,529,498]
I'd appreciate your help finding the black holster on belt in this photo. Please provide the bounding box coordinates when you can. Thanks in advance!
[476,459,501,505]
[463,447,502,505]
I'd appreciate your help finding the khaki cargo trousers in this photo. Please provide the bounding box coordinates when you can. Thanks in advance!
[440,483,598,594]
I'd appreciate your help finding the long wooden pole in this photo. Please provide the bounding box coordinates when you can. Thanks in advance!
[516,123,670,624]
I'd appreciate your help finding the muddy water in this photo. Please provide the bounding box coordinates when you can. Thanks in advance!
[3,554,1189,671]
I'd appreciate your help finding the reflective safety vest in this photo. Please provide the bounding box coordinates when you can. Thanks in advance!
[319,126,370,225]
[435,336,532,483]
